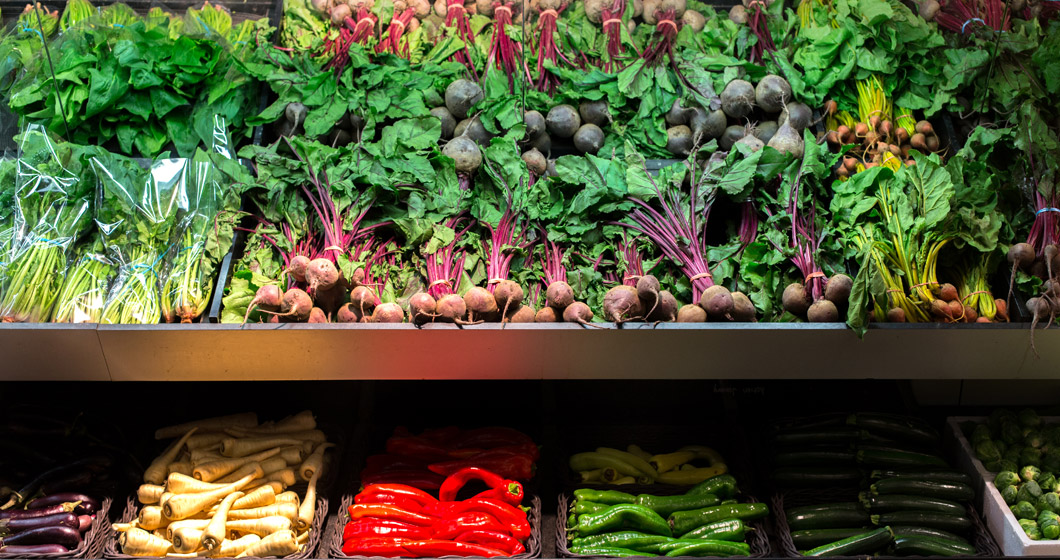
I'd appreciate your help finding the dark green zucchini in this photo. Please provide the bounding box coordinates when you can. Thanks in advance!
[802,526,894,557]
[789,528,871,549]
[859,493,966,515]
[891,526,970,544]
[893,534,977,556]
[856,448,949,468]
[871,478,974,501]
[774,449,858,466]
[774,467,863,487]
[869,470,972,485]
[871,512,972,534]
[847,413,940,445]
[786,503,871,531]
[774,428,863,446]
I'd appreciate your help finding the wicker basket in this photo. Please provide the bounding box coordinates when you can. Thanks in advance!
[325,492,542,559]
[0,497,112,559]
[555,493,771,558]
[103,495,327,559]
[772,489,1001,558]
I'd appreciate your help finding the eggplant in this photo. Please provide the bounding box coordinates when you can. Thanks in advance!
[77,515,92,532]
[0,512,79,534]
[0,525,81,548]
[0,503,80,520]
[27,494,98,515]
[3,458,104,508]
[0,544,68,554]
[39,471,93,498]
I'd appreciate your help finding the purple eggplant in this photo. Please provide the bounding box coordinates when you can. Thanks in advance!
[0,525,81,548]
[2,458,104,509]
[26,493,98,516]
[0,512,79,534]
[0,544,69,554]
[77,515,92,532]
[0,503,80,521]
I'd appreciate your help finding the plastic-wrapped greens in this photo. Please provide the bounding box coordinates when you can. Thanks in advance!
[51,237,115,323]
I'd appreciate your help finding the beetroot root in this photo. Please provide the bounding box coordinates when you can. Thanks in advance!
[698,285,734,320]
[409,292,438,324]
[493,280,525,317]
[506,304,537,323]
[287,255,310,284]
[646,289,678,322]
[603,285,643,322]
[636,275,661,314]
[535,306,559,322]
[349,285,379,318]
[806,299,838,323]
[305,258,342,292]
[336,303,360,323]
[308,307,328,323]
[563,301,595,325]
[261,288,313,322]
[464,286,499,321]
[372,302,405,323]
[730,291,756,322]
[546,281,575,311]
[243,284,283,325]
[437,294,468,322]
[676,303,706,322]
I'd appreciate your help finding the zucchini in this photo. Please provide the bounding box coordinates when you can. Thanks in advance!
[774,449,857,466]
[871,512,972,534]
[802,526,894,557]
[786,503,871,531]
[859,492,966,515]
[856,448,948,468]
[789,528,870,549]
[773,467,863,487]
[870,469,972,485]
[891,525,969,544]
[893,535,976,556]
[871,478,974,501]
[774,428,863,446]
[847,413,940,445]
[775,414,847,432]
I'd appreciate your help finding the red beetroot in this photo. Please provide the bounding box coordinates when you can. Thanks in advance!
[676,303,706,322]
[372,302,406,323]
[444,0,478,75]
[287,255,310,284]
[262,288,313,322]
[698,285,734,319]
[409,292,438,324]
[493,279,525,317]
[349,285,379,318]
[308,307,328,323]
[602,285,643,322]
[563,301,594,324]
[305,258,342,293]
[647,289,678,322]
[535,306,559,322]
[464,286,499,321]
[507,304,537,322]
[485,1,530,92]
[243,284,283,325]
[436,294,468,322]
[336,303,360,323]
[377,7,417,57]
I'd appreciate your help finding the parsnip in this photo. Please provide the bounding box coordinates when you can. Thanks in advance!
[190,446,223,465]
[120,528,173,556]
[145,428,198,485]
[185,432,228,451]
[299,443,334,482]
[235,529,299,558]
[201,492,242,551]
[226,502,298,524]
[167,473,233,494]
[226,516,292,537]
[168,462,194,476]
[220,437,303,459]
[226,429,326,445]
[229,486,276,511]
[210,534,261,557]
[155,413,258,440]
[297,471,319,531]
[193,448,279,482]
[138,506,166,531]
[278,446,305,465]
[138,484,166,505]
[166,520,210,541]
[231,411,315,435]
[164,470,261,520]
[172,527,204,554]
[275,492,300,508]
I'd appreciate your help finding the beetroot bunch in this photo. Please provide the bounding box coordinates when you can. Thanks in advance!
[532,241,596,324]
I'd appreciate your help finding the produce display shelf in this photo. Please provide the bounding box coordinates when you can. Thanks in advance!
[1,322,1057,381]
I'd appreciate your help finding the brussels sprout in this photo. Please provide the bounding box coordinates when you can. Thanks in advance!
[997,471,1022,488]
[1018,480,1044,504]
[1002,485,1020,505]
[1028,431,1046,449]
[1040,510,1060,539]
[1023,447,1044,467]
[976,440,1002,463]
[997,439,1009,455]
[1000,460,1020,473]
[1038,492,1060,514]
[991,409,1018,430]
[1003,422,1025,445]
[1040,473,1057,492]
[1023,465,1044,482]
[973,424,993,444]
[1044,426,1060,447]
[986,460,1005,472]
[1014,500,1040,520]
[1020,409,1043,429]
[1005,446,1024,464]
[1021,518,1043,540]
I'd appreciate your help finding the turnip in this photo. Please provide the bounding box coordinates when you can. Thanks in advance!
[522,149,547,176]
[782,282,812,316]
[454,117,492,145]
[665,99,694,126]
[698,285,734,319]
[677,303,707,322]
[409,292,437,324]
[824,274,852,305]
[442,134,482,190]
[262,288,313,322]
[372,302,405,323]
[546,104,581,138]
[647,289,678,322]
[579,100,611,127]
[807,299,838,322]
[493,279,524,317]
[719,125,745,150]
[731,291,756,322]
[305,258,342,293]
[243,284,283,325]
[464,286,499,321]
[336,303,359,323]
[562,301,596,325]
[445,79,484,120]
[721,79,755,119]
[524,110,546,138]
[431,107,457,139]
[767,120,804,158]
[287,255,310,284]
[690,109,726,143]
[755,75,791,114]
[436,294,467,322]
[507,305,537,323]
[666,125,693,156]
[755,121,778,145]
[681,9,705,31]
[349,285,378,318]
[574,124,605,154]
[308,307,328,323]
[535,306,559,322]
[729,4,747,23]
[603,285,643,322]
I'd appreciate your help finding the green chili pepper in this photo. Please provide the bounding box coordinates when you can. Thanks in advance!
[570,453,645,478]
[571,531,672,551]
[574,489,637,505]
[574,501,611,515]
[668,503,769,536]
[635,493,719,517]
[573,504,673,537]
[664,540,750,557]
[678,518,746,541]
[570,545,657,557]
[687,474,738,499]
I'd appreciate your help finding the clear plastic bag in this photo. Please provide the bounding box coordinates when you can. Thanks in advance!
[0,125,92,322]
[51,237,115,323]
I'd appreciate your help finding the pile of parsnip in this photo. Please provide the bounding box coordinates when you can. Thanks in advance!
[112,411,332,558]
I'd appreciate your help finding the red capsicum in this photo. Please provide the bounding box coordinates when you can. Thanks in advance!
[387,436,451,460]
[353,493,425,513]
[452,427,533,449]
[360,469,445,490]
[364,454,430,472]
[343,519,432,541]
[357,484,438,507]
[454,530,526,555]
[401,539,508,558]
[438,467,525,506]
[348,504,437,526]
[342,536,412,557]
[423,499,530,541]
[429,452,534,481]
[432,512,509,540]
